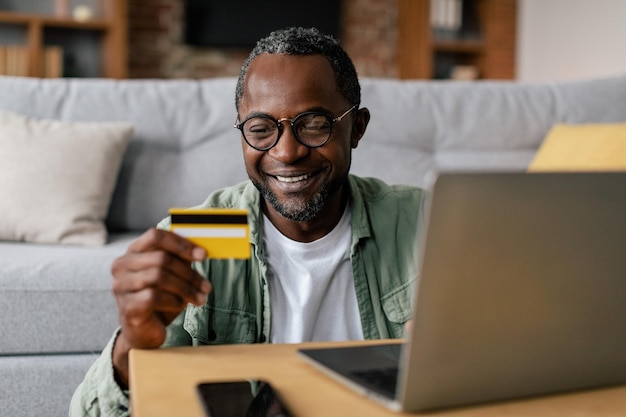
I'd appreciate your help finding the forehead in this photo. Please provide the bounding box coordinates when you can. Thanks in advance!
[241,54,345,113]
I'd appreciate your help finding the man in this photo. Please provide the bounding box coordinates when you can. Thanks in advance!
[70,27,425,416]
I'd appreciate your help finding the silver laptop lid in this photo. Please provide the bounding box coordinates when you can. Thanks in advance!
[399,172,626,411]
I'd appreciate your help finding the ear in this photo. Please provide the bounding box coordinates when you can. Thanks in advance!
[350,107,370,149]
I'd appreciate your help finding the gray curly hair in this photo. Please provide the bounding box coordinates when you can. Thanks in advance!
[235,27,361,111]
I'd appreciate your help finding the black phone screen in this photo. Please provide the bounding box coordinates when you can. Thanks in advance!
[196,380,293,417]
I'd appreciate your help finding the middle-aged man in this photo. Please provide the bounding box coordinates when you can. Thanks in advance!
[70,26,426,416]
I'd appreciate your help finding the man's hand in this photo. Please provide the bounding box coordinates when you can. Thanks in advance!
[404,319,413,335]
[110,228,211,387]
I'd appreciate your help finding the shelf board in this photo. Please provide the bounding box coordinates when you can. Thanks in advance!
[432,39,484,54]
[0,11,109,30]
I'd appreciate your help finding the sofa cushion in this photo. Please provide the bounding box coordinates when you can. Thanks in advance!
[528,123,626,172]
[0,353,101,417]
[0,110,133,245]
[0,232,138,354]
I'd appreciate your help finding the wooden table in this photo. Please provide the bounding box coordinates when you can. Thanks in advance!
[130,340,626,417]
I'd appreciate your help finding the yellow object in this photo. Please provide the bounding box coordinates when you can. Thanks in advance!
[528,123,626,172]
[169,208,250,259]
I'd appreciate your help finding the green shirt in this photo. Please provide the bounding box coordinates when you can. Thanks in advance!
[70,175,426,417]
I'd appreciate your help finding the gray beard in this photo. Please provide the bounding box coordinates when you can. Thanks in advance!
[251,176,346,222]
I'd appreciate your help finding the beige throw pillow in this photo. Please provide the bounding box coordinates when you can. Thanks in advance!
[0,110,133,245]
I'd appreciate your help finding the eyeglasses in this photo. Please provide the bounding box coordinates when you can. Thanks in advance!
[234,105,358,151]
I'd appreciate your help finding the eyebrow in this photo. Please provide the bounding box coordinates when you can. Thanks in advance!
[242,106,334,121]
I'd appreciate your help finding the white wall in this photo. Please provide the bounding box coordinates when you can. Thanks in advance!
[517,0,626,82]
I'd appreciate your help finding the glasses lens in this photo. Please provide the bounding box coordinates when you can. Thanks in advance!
[294,113,332,146]
[242,117,278,149]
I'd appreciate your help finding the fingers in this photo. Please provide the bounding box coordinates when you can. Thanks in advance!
[404,319,413,335]
[114,265,208,309]
[117,284,193,322]
[115,228,210,295]
[128,228,207,262]
[111,228,213,349]
[115,248,210,300]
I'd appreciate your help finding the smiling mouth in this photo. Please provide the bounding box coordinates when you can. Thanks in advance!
[275,174,311,183]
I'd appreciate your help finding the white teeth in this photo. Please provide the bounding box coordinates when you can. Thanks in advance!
[276,174,310,183]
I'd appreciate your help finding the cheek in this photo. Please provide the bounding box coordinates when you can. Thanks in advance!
[335,123,355,148]
[322,142,352,171]
[242,142,261,172]
[331,128,355,160]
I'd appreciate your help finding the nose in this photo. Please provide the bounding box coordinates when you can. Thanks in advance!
[268,121,309,163]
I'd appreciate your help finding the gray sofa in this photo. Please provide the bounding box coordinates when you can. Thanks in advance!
[1,73,625,417]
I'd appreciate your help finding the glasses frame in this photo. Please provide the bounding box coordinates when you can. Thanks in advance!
[234,105,358,151]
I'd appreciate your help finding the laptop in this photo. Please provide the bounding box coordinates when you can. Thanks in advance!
[298,172,626,412]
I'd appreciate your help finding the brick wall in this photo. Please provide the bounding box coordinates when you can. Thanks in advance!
[128,0,399,79]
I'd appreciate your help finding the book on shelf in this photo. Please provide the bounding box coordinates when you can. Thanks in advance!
[0,47,5,76]
[44,46,64,78]
[430,0,463,40]
[430,0,482,41]
[0,45,29,76]
[0,45,64,77]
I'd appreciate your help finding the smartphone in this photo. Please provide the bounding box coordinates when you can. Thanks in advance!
[196,380,293,417]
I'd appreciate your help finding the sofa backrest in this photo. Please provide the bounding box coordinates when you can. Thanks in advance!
[1,74,625,232]
[356,75,626,186]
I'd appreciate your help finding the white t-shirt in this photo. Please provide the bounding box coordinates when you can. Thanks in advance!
[263,207,364,343]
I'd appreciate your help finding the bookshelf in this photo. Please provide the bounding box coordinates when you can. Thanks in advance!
[398,0,517,80]
[0,0,127,78]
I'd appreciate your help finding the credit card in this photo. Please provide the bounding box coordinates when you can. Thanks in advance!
[169,208,250,259]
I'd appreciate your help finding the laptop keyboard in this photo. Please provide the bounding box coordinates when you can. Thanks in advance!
[351,366,398,399]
